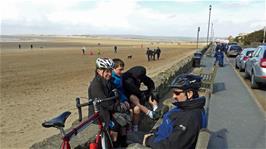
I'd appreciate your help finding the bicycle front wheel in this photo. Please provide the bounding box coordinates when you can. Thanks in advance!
[100,129,113,149]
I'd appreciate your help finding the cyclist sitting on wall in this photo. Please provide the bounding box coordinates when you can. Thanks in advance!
[122,66,160,132]
[141,74,207,149]
[88,58,129,147]
[111,58,131,147]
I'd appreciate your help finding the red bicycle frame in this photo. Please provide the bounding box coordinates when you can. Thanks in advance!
[60,112,101,149]
[42,90,118,149]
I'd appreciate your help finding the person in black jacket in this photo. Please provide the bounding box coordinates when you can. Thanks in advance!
[142,74,207,149]
[88,57,128,147]
[123,66,159,132]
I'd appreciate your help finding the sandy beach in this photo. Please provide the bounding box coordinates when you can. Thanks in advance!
[0,36,201,148]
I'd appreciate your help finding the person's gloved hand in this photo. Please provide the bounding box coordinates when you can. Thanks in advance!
[123,101,130,109]
[120,103,128,112]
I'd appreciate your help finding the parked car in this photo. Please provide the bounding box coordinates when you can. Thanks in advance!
[225,42,238,53]
[244,45,266,88]
[226,45,242,57]
[235,48,256,71]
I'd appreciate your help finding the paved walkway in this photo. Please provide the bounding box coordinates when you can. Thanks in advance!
[203,56,266,148]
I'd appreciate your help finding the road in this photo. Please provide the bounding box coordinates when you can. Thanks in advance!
[227,57,266,111]
[203,55,266,148]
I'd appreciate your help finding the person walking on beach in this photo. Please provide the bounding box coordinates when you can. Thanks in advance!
[152,49,156,60]
[81,47,86,55]
[146,48,152,61]
[19,44,21,49]
[30,44,33,49]
[114,46,118,53]
[97,49,101,55]
[156,47,161,60]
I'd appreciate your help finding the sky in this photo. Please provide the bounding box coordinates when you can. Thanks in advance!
[1,0,265,37]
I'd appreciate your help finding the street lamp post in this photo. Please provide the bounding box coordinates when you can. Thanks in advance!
[207,5,212,46]
[197,27,200,49]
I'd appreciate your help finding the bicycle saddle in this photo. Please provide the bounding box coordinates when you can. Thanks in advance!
[42,111,71,128]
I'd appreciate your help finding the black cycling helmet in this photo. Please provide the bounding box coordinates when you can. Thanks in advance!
[169,74,202,91]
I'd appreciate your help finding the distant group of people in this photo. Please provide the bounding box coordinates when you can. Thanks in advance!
[18,44,33,49]
[87,56,207,148]
[80,45,119,56]
[80,47,102,56]
[146,47,161,61]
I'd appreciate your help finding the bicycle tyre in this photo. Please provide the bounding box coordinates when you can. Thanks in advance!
[100,129,113,149]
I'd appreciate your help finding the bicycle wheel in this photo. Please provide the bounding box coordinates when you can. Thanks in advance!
[100,129,113,149]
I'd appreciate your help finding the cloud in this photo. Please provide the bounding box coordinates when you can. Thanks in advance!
[1,0,265,37]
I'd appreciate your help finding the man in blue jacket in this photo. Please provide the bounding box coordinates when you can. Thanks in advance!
[142,74,207,149]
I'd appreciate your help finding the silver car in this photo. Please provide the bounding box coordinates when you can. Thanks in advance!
[227,45,242,57]
[244,45,266,88]
[235,48,256,71]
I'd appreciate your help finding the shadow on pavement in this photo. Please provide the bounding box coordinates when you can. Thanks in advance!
[213,82,226,93]
[208,128,228,149]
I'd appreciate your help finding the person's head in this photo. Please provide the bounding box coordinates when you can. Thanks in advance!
[95,58,114,80]
[169,74,201,102]
[127,66,147,81]
[112,58,125,76]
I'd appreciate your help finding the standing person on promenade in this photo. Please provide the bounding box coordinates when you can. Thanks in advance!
[214,49,224,66]
[140,74,207,149]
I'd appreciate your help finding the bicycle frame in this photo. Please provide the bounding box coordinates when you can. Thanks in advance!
[42,89,118,149]
[60,112,101,149]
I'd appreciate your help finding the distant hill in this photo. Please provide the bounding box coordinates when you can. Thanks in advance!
[234,28,264,45]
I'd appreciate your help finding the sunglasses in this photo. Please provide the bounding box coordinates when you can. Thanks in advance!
[173,90,184,96]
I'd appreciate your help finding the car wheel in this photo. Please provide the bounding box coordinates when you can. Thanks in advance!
[243,67,249,79]
[239,63,244,72]
[251,72,258,89]
[235,62,239,69]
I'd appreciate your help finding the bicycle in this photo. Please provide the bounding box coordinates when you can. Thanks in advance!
[42,89,119,149]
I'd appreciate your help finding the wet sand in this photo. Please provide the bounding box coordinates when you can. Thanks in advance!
[0,36,201,148]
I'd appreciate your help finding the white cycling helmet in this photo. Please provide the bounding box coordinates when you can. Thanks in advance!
[96,58,114,69]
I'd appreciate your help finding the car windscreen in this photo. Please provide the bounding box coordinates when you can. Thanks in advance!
[246,51,254,56]
[230,46,242,51]
[194,53,202,57]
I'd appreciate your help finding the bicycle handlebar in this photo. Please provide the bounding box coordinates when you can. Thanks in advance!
[76,89,119,121]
